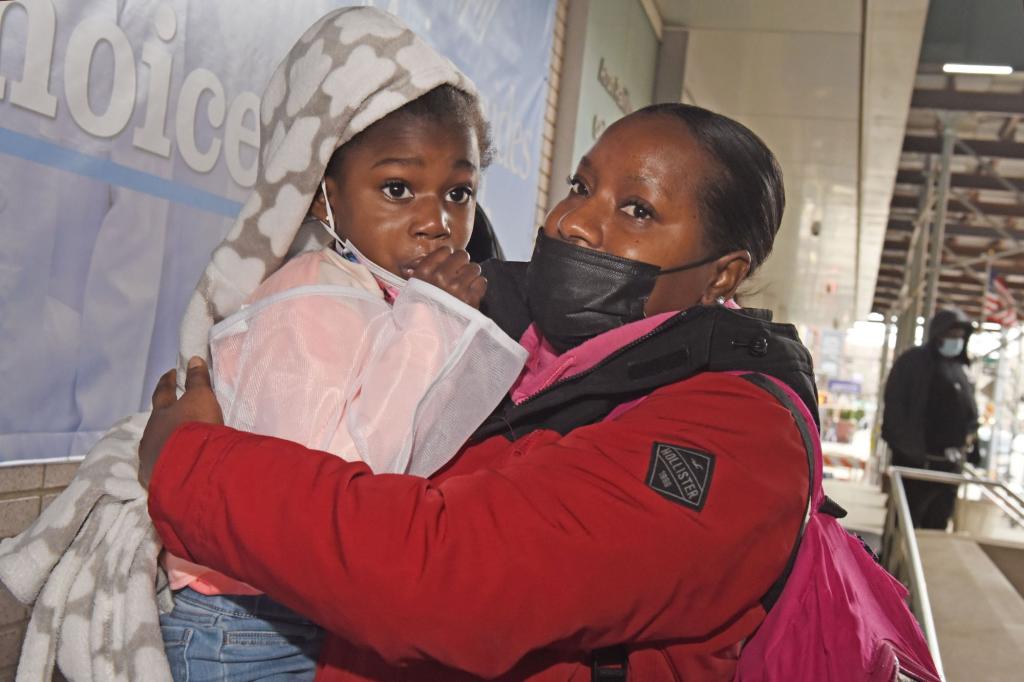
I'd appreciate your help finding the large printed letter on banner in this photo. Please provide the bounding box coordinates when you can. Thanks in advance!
[0,0,556,462]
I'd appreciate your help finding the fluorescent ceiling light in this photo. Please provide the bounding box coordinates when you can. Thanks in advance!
[942,63,1013,75]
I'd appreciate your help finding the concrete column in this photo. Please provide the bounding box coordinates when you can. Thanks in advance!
[913,159,937,348]
[990,328,1010,478]
[894,159,934,356]
[979,257,994,329]
[869,314,896,483]
[923,120,957,330]
[896,225,924,356]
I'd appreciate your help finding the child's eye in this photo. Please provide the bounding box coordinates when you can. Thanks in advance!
[447,186,474,204]
[382,181,413,200]
[621,201,655,220]
[567,174,589,197]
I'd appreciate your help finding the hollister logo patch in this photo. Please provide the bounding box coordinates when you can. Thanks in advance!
[645,442,715,511]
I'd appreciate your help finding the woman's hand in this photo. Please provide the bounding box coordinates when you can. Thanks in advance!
[412,247,488,309]
[139,357,224,487]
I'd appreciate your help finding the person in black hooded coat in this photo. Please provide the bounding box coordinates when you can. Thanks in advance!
[882,308,980,529]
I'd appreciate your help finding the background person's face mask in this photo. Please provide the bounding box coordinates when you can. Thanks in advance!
[937,337,965,358]
[526,230,720,353]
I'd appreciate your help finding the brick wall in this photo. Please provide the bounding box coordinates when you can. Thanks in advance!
[0,461,81,681]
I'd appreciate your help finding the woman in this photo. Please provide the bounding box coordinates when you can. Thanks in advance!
[142,103,818,680]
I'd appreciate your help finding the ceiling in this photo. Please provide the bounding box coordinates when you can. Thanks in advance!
[870,0,1024,322]
[653,0,929,329]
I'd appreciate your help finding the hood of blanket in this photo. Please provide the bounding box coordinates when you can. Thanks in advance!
[176,6,478,381]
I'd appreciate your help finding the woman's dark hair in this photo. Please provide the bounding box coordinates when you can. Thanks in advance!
[636,103,784,274]
[327,84,493,176]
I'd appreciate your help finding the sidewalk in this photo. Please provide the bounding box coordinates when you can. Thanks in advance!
[821,477,888,551]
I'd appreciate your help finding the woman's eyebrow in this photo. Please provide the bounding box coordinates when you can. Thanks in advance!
[371,157,424,168]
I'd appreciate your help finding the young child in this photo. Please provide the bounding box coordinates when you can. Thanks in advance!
[158,9,526,681]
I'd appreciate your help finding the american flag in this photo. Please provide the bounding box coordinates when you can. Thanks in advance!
[984,269,1018,327]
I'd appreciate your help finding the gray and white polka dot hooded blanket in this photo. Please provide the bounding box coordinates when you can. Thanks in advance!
[179,5,482,375]
[0,8,521,681]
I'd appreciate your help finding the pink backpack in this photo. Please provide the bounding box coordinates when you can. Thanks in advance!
[733,373,940,682]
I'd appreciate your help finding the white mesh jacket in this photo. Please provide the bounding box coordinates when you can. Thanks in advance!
[210,246,526,478]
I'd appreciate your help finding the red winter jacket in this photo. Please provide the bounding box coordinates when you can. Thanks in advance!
[149,369,808,680]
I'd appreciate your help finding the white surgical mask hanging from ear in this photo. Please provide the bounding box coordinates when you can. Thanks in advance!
[318,179,347,251]
[317,179,406,292]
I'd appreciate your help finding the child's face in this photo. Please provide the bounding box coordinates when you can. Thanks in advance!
[321,114,480,278]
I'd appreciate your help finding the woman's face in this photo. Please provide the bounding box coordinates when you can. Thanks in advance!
[543,113,748,316]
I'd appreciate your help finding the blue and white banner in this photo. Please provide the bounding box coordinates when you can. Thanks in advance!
[0,0,556,462]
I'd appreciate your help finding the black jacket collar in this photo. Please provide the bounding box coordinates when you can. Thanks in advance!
[475,260,819,441]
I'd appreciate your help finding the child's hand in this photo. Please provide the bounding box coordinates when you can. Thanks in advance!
[411,247,487,309]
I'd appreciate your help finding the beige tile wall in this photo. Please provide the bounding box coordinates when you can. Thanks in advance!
[0,461,81,681]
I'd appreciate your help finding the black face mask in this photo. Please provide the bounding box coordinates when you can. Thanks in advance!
[526,230,721,353]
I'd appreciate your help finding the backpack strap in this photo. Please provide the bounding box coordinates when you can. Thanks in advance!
[591,371,822,680]
[736,372,818,610]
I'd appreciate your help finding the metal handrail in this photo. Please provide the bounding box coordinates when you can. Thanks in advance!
[963,463,1024,512]
[883,465,1024,681]
[885,469,945,680]
[888,466,1024,527]
[890,465,1016,489]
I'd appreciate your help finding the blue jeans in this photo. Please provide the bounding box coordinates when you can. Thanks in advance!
[160,587,324,682]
